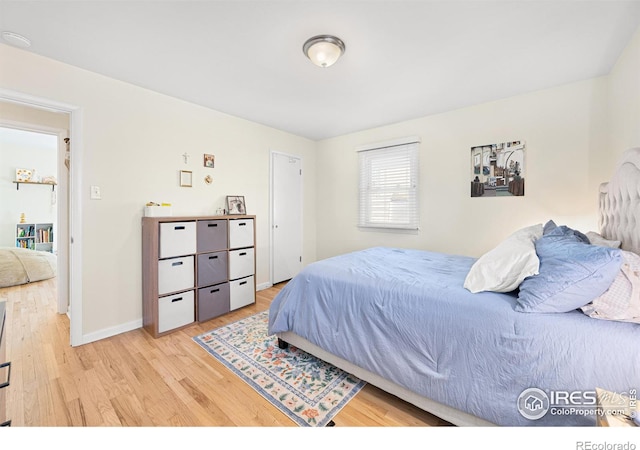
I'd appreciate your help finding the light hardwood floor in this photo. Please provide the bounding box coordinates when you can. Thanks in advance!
[0,278,451,427]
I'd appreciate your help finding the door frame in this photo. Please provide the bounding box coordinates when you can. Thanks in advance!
[0,88,84,347]
[269,150,303,285]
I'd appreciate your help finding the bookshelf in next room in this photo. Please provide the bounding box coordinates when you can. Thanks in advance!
[16,223,54,252]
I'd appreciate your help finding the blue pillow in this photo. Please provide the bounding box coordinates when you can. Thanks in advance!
[543,219,557,235]
[516,229,622,313]
[542,219,589,243]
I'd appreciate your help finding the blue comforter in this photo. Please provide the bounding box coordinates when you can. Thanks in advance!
[268,247,640,426]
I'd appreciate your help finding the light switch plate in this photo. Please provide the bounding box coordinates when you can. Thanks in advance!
[90,185,101,200]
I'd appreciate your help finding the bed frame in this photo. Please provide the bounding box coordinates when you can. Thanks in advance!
[277,147,640,427]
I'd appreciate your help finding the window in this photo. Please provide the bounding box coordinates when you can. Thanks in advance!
[358,137,419,230]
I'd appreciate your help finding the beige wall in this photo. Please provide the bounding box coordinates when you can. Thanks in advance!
[0,101,70,130]
[314,24,640,261]
[0,44,317,341]
[584,25,640,234]
[606,25,640,168]
[316,78,609,259]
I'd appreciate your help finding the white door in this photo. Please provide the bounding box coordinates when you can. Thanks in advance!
[271,151,303,284]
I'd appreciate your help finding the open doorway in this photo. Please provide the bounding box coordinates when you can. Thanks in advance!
[0,91,82,347]
[0,124,66,311]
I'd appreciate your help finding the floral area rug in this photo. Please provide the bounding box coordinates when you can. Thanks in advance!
[193,310,366,426]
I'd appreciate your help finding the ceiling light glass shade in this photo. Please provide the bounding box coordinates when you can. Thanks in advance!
[2,31,31,48]
[303,35,345,68]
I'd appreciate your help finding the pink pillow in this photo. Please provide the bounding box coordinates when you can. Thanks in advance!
[581,250,640,323]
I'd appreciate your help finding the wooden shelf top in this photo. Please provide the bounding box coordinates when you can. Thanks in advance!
[13,181,57,191]
[13,181,57,186]
[142,214,255,223]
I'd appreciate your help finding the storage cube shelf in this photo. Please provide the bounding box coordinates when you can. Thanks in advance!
[15,223,54,252]
[142,215,256,338]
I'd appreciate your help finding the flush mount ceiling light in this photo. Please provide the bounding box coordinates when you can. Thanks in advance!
[2,31,31,48]
[303,35,345,68]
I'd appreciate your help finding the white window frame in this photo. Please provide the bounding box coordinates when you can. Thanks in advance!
[357,136,420,230]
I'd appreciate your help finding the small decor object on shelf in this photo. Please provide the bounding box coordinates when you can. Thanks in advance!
[204,154,215,168]
[144,202,172,217]
[19,213,26,224]
[180,170,193,187]
[226,196,246,215]
[15,168,33,182]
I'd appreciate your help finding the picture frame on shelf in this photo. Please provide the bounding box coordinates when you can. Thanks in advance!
[16,168,34,182]
[226,195,246,215]
[180,170,193,187]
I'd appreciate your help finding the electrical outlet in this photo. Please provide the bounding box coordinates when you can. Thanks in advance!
[90,185,102,200]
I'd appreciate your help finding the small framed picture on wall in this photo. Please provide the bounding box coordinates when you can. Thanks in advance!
[226,196,246,215]
[180,170,193,187]
[204,154,215,168]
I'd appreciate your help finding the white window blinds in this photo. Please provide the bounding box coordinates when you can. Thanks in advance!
[358,139,419,230]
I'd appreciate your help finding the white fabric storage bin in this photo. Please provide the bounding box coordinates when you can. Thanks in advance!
[158,290,194,333]
[158,255,194,295]
[159,221,196,258]
[144,205,172,217]
[229,276,255,310]
[229,248,254,280]
[228,219,254,249]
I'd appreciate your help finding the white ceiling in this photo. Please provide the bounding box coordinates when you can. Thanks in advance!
[1,1,639,141]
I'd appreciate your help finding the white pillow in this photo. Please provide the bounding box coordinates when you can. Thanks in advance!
[586,231,621,249]
[464,224,543,293]
[581,250,640,324]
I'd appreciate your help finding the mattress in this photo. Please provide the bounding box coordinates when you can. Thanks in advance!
[268,247,640,426]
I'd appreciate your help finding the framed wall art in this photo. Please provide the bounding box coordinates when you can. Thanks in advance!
[226,195,246,215]
[180,170,193,187]
[470,141,525,197]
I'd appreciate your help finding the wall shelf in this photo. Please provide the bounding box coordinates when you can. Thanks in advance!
[12,181,56,191]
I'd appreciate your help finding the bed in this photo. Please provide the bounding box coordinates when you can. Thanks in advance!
[268,147,640,426]
[0,247,57,288]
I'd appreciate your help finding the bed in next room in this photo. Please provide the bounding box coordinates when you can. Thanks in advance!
[268,147,640,427]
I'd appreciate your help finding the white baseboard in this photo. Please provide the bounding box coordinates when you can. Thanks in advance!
[77,282,272,346]
[256,282,273,291]
[79,318,143,346]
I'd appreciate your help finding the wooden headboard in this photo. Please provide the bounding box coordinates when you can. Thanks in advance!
[599,147,640,255]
